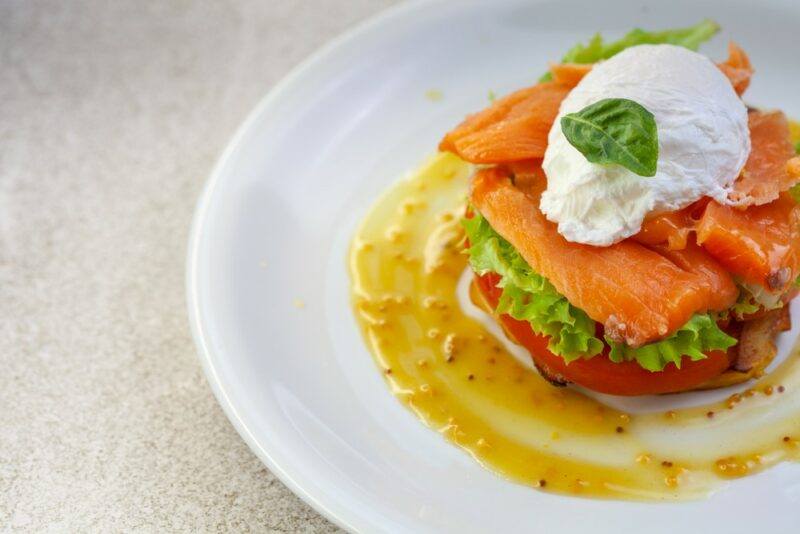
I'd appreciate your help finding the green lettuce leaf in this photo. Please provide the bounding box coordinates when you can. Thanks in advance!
[790,143,800,201]
[462,211,604,361]
[730,288,762,319]
[734,282,785,318]
[540,19,719,81]
[606,315,737,372]
[463,210,737,371]
[790,183,800,203]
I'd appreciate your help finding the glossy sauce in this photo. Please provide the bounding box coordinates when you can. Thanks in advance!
[350,149,800,500]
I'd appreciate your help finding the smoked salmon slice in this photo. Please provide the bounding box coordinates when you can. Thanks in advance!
[728,110,800,206]
[634,200,707,250]
[717,42,753,96]
[634,110,800,284]
[696,193,800,291]
[439,82,570,163]
[548,41,753,94]
[548,63,592,88]
[636,193,800,291]
[470,166,737,347]
[443,44,753,165]
[545,63,588,89]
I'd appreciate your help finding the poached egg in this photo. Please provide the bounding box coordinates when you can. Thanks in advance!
[541,44,751,246]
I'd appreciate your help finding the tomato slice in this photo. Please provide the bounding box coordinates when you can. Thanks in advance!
[475,272,732,396]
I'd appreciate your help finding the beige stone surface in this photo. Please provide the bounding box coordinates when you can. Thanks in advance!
[1,1,397,531]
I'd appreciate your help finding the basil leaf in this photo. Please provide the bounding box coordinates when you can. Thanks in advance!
[561,98,658,177]
[540,20,719,81]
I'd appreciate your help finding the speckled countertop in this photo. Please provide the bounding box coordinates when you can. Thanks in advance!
[1,1,396,530]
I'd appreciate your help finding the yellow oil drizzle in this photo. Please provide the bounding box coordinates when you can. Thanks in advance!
[349,150,800,500]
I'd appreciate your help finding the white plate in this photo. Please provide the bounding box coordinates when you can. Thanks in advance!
[187,1,800,531]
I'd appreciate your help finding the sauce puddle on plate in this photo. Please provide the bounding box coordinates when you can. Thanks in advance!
[349,151,800,500]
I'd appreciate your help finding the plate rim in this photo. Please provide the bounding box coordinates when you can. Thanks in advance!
[184,1,439,531]
[185,0,800,531]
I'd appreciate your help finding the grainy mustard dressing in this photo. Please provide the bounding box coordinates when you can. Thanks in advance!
[349,148,800,500]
